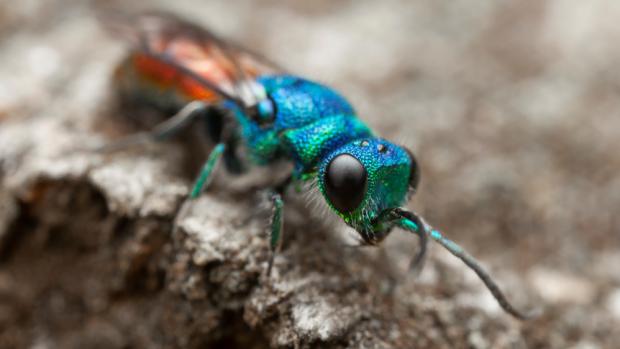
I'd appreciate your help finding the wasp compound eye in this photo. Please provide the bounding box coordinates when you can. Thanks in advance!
[405,148,420,190]
[325,154,367,213]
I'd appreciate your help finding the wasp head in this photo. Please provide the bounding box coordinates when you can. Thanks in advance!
[317,138,420,242]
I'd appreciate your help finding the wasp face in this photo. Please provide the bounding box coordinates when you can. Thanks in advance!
[318,138,420,240]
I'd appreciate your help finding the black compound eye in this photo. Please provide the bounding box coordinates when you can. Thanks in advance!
[405,148,421,190]
[324,154,367,213]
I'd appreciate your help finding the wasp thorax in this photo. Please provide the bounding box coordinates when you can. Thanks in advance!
[324,154,367,213]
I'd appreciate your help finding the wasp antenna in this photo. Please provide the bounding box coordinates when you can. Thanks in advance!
[393,208,428,274]
[395,208,539,320]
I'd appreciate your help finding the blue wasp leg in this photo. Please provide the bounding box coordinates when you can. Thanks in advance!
[172,142,226,239]
[266,191,284,277]
[97,101,209,152]
[394,208,538,320]
[264,175,292,276]
[189,143,226,199]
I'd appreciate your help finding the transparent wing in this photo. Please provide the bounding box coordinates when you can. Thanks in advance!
[102,10,283,108]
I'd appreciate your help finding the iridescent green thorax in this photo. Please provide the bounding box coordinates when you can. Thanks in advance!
[282,115,372,175]
[318,138,412,235]
[228,75,369,170]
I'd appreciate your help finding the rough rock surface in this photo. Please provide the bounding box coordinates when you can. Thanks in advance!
[1,1,620,348]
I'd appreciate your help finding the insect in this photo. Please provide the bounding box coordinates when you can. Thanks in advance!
[102,12,535,319]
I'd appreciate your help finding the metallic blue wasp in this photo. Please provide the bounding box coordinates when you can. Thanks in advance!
[102,12,535,319]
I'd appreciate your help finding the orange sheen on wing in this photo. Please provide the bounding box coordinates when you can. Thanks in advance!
[132,53,220,102]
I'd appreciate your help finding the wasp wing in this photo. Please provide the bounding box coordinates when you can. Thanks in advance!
[103,11,282,109]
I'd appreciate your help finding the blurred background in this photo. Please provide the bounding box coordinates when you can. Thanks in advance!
[1,0,620,348]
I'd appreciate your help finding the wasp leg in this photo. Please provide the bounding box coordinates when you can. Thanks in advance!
[97,100,209,152]
[266,191,284,277]
[263,174,292,277]
[171,142,226,239]
[189,143,226,198]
